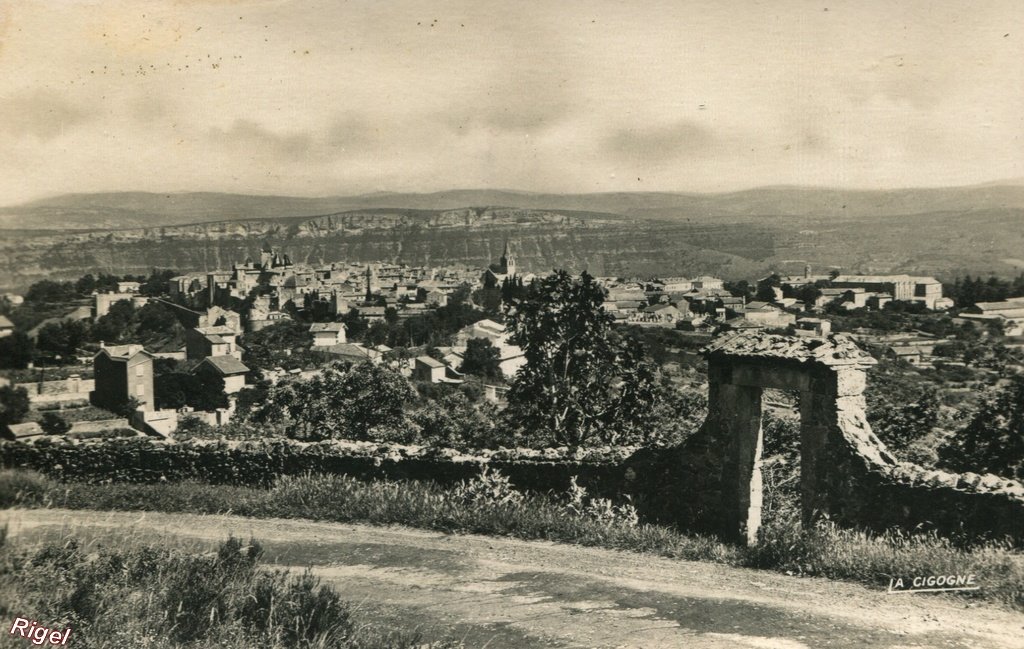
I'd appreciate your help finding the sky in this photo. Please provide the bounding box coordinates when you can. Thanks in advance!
[0,0,1022,204]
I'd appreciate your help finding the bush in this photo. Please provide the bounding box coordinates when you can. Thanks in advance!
[0,385,30,426]
[1,532,462,648]
[39,412,72,436]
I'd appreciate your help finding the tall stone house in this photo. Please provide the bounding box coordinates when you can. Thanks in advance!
[90,343,155,413]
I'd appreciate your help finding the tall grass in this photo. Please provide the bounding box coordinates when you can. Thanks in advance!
[0,527,462,649]
[2,469,1021,610]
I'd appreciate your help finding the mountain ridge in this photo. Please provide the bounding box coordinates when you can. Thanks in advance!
[4,184,1024,230]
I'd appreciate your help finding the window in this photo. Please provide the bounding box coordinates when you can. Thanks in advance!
[136,383,145,396]
[135,364,144,377]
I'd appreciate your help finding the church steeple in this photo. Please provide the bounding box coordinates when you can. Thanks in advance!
[364,264,376,302]
[500,240,516,277]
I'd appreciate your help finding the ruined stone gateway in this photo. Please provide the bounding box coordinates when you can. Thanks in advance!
[673,331,1024,545]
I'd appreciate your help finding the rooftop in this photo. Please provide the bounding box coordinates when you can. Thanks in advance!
[98,344,150,360]
[415,355,446,368]
[196,355,250,375]
[309,322,347,333]
[703,331,875,367]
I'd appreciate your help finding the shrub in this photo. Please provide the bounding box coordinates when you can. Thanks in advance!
[39,412,72,436]
[1,532,462,648]
[451,466,524,507]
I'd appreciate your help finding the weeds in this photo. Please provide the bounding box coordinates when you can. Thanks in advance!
[2,468,1021,611]
[0,532,462,649]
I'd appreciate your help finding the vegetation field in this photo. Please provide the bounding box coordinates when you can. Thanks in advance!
[3,469,1021,612]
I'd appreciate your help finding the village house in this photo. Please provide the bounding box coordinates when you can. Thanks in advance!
[740,301,797,327]
[794,317,832,337]
[90,343,155,413]
[690,276,725,291]
[185,326,242,361]
[198,306,243,333]
[0,314,13,338]
[309,322,347,347]
[411,355,464,384]
[192,355,250,394]
[319,342,383,364]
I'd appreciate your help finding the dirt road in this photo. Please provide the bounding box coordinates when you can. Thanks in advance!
[3,508,1022,648]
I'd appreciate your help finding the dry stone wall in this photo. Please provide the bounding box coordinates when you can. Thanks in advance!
[681,331,1024,544]
[2,330,1022,544]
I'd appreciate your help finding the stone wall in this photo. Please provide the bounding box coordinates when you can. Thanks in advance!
[680,331,1024,544]
[3,330,1022,545]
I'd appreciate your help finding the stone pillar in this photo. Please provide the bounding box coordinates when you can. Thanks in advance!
[799,388,832,526]
[709,380,764,544]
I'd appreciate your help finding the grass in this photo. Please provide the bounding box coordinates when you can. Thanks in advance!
[0,523,463,649]
[2,469,1022,611]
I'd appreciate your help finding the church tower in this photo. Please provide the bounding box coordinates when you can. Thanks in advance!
[500,241,516,277]
[260,242,273,270]
[364,264,377,302]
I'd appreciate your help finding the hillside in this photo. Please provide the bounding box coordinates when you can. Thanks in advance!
[0,207,767,290]
[1,184,1023,291]
[4,184,1024,230]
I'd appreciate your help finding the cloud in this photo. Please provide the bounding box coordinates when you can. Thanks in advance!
[323,113,381,153]
[0,89,95,140]
[602,120,717,164]
[207,119,314,161]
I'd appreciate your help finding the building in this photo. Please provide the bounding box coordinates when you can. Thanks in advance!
[193,355,250,394]
[199,306,243,333]
[482,241,517,285]
[412,355,447,382]
[185,326,241,361]
[411,355,464,383]
[309,322,347,347]
[830,274,950,310]
[690,276,725,291]
[0,314,13,338]
[90,343,155,412]
[741,301,796,327]
[319,342,383,364]
[95,291,149,318]
[794,317,832,337]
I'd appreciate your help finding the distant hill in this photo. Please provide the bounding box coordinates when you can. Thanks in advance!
[1,185,1023,291]
[4,184,1024,230]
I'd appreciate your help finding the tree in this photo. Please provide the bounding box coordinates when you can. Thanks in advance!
[139,269,179,296]
[39,412,72,435]
[36,320,90,359]
[0,385,31,426]
[249,362,415,441]
[339,308,368,340]
[241,319,313,370]
[459,337,502,380]
[24,280,76,304]
[503,270,657,446]
[755,274,781,303]
[411,390,500,448]
[939,374,1024,480]
[92,300,138,343]
[0,332,35,369]
[154,372,227,411]
[723,280,755,301]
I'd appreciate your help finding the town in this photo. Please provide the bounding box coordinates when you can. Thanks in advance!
[2,241,1022,454]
